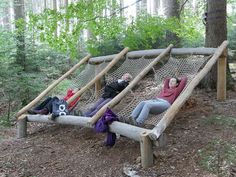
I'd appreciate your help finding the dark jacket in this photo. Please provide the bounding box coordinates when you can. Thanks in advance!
[102,80,129,99]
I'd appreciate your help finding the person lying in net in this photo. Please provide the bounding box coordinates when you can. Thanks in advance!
[83,73,133,117]
[28,88,80,115]
[131,76,187,126]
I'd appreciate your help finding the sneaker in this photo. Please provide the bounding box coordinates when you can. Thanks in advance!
[27,109,37,114]
[74,110,83,116]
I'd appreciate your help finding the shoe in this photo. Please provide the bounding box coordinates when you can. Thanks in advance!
[74,110,83,116]
[28,109,37,114]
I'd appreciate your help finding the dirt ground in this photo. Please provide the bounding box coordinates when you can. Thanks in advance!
[0,88,236,177]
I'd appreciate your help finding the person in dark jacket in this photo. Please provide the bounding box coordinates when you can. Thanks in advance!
[84,73,133,117]
[28,88,80,115]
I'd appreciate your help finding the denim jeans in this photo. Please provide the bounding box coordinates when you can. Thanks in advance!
[84,97,112,117]
[131,98,171,125]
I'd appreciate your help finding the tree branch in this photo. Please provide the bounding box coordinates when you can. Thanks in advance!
[179,0,189,14]
[81,0,142,23]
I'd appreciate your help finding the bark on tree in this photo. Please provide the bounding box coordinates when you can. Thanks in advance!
[136,0,147,15]
[163,0,181,46]
[44,0,47,10]
[3,2,10,30]
[204,0,231,89]
[53,0,57,37]
[119,0,124,17]
[13,0,26,71]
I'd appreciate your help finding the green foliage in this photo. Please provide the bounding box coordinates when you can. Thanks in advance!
[123,13,171,50]
[198,139,236,176]
[227,14,236,50]
[178,9,205,47]
[203,115,236,129]
[122,12,204,50]
[28,0,122,58]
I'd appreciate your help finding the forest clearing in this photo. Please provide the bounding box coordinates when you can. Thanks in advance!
[0,0,236,177]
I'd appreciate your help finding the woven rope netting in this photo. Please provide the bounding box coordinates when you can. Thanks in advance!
[75,56,157,112]
[115,55,209,127]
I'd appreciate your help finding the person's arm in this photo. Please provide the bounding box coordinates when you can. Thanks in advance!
[176,76,188,95]
[163,78,170,89]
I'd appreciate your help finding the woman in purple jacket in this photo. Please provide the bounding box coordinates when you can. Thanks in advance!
[131,77,187,126]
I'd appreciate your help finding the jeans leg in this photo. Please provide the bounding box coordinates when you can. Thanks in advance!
[131,101,146,119]
[136,100,170,125]
[34,97,52,110]
[84,97,105,117]
[89,98,112,117]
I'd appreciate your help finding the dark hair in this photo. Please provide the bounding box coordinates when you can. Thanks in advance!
[173,77,180,84]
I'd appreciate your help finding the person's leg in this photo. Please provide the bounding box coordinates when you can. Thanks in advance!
[88,98,112,117]
[84,97,106,117]
[149,99,170,115]
[131,101,147,119]
[34,97,52,110]
[135,100,170,125]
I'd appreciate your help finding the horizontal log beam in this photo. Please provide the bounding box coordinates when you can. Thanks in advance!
[89,48,217,64]
[26,115,150,142]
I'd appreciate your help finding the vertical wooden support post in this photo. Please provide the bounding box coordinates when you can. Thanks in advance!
[95,65,102,98]
[17,116,27,138]
[140,132,153,168]
[217,48,227,101]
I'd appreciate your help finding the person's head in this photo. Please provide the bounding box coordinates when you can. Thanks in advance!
[169,77,180,88]
[121,73,133,82]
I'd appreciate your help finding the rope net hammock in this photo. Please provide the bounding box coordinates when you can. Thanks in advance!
[74,56,158,113]
[113,55,209,127]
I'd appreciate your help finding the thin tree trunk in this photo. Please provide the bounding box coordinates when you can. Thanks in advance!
[204,0,231,89]
[163,0,181,46]
[13,0,26,71]
[53,0,57,37]
[119,0,124,17]
[44,0,47,10]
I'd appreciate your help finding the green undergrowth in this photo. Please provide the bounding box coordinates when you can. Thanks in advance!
[198,139,236,177]
[203,115,236,129]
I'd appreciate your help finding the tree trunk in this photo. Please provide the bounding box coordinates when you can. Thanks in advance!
[119,0,124,17]
[44,0,47,10]
[204,0,230,89]
[13,0,26,71]
[53,0,57,37]
[136,0,147,15]
[163,0,181,46]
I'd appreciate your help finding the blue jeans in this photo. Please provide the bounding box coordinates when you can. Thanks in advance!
[131,98,171,125]
[84,97,112,117]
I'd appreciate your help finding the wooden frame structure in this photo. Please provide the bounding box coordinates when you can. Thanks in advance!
[16,41,228,168]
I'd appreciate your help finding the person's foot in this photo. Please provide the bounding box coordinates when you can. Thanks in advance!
[27,109,37,114]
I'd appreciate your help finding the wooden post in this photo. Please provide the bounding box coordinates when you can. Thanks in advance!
[17,116,27,138]
[67,48,129,104]
[95,65,102,98]
[88,44,173,125]
[217,48,227,101]
[16,54,91,119]
[140,131,153,168]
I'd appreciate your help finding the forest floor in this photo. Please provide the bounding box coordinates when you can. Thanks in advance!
[0,79,236,177]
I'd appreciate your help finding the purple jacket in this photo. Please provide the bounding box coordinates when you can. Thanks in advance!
[95,108,118,146]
